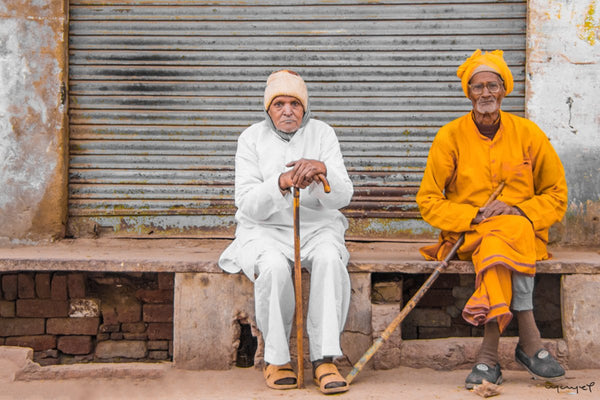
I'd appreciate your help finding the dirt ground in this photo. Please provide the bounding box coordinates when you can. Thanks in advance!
[1,357,598,400]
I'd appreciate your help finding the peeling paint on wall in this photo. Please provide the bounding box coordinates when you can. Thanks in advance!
[527,0,600,246]
[578,1,600,45]
[0,1,68,243]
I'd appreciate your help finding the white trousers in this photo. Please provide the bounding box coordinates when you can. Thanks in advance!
[252,240,351,365]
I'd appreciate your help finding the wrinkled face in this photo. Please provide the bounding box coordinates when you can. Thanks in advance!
[267,95,304,133]
[468,71,506,116]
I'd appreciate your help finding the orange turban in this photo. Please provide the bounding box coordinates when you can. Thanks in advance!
[457,49,514,97]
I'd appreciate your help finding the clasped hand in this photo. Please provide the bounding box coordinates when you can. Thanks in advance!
[472,200,521,224]
[279,159,327,191]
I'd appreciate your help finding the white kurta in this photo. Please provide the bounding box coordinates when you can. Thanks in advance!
[218,118,354,364]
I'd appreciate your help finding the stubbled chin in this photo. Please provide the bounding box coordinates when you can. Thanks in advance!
[278,122,300,133]
[475,101,499,114]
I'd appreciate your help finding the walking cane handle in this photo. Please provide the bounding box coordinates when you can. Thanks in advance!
[316,174,331,193]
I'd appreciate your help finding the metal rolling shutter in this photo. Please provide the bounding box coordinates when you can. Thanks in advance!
[67,0,526,239]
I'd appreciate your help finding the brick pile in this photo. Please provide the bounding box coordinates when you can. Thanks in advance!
[372,273,562,341]
[0,272,173,365]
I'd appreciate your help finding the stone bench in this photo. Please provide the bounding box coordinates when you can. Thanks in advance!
[1,238,599,371]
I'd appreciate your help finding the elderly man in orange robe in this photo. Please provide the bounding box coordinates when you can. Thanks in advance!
[416,49,568,389]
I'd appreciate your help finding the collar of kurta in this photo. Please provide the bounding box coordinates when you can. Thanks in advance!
[471,111,501,140]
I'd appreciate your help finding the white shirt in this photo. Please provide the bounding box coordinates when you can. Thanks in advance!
[218,118,354,276]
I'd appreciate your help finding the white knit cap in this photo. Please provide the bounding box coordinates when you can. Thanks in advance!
[263,70,308,111]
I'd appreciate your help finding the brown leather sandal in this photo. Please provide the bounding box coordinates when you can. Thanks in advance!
[263,363,297,390]
[313,363,349,394]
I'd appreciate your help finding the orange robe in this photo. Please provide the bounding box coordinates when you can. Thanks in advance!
[416,111,567,332]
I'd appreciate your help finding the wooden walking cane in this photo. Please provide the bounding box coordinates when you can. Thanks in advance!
[345,181,505,384]
[293,173,330,388]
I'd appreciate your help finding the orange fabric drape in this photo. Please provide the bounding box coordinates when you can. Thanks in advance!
[421,215,536,332]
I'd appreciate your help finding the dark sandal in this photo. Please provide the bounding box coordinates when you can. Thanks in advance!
[313,363,349,394]
[263,363,297,390]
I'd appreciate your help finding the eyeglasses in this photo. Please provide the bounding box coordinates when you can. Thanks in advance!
[469,81,503,95]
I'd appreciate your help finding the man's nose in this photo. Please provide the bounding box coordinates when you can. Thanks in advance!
[282,104,293,114]
[481,85,493,95]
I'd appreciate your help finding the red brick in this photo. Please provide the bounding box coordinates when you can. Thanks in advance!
[51,274,68,301]
[122,322,146,333]
[16,299,69,318]
[157,273,173,290]
[123,332,146,340]
[18,274,36,299]
[148,340,169,350]
[47,317,99,335]
[58,336,92,355]
[110,332,124,340]
[5,335,57,351]
[148,351,169,360]
[143,304,172,323]
[99,323,120,333]
[0,300,15,317]
[95,340,147,359]
[135,289,173,304]
[35,273,51,299]
[147,323,172,340]
[0,317,45,336]
[409,308,451,328]
[2,274,18,300]
[67,273,86,299]
[101,298,141,324]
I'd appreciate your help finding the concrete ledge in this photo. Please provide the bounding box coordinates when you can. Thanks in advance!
[397,337,568,371]
[0,239,598,274]
[16,360,169,381]
[0,345,168,381]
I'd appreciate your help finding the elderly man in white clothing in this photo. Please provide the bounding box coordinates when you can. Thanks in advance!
[218,70,353,395]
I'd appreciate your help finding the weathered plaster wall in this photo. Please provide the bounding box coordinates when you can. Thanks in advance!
[527,0,600,246]
[0,0,68,244]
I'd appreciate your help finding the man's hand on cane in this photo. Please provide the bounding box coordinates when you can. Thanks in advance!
[472,200,523,224]
[279,159,327,190]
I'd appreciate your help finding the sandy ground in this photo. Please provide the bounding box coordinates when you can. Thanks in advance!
[1,358,598,400]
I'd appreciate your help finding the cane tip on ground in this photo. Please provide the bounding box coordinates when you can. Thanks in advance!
[472,379,503,398]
